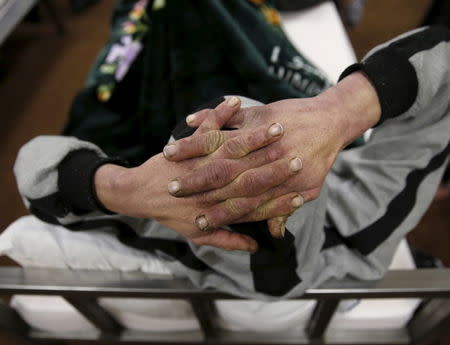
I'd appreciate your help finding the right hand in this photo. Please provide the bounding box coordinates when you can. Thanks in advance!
[163,74,381,237]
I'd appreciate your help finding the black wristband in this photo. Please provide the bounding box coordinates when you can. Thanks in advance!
[58,149,128,214]
[339,27,450,124]
[339,59,417,125]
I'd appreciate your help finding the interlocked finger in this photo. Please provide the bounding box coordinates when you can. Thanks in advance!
[267,216,289,239]
[190,228,258,253]
[164,120,283,163]
[213,123,283,159]
[164,129,234,161]
[187,102,266,130]
[167,128,287,197]
[238,192,303,224]
[204,156,303,201]
[194,189,303,233]
[193,96,241,134]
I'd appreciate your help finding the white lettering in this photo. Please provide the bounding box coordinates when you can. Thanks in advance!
[270,46,281,63]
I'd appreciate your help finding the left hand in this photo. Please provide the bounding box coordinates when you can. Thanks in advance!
[164,72,382,235]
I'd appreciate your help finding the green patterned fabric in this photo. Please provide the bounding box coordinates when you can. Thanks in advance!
[64,0,330,166]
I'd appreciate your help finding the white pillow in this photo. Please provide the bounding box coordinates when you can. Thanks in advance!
[0,215,171,275]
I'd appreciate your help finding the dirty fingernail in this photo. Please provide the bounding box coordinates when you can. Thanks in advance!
[268,123,283,137]
[168,180,181,195]
[196,215,209,231]
[291,195,304,208]
[163,144,178,158]
[227,96,240,107]
[280,222,286,238]
[186,114,197,125]
[289,157,303,172]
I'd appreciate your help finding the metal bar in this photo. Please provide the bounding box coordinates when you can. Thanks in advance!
[306,299,339,339]
[29,327,411,345]
[40,0,66,35]
[0,0,39,46]
[408,299,450,345]
[0,268,449,299]
[64,296,123,335]
[0,300,38,345]
[189,297,217,340]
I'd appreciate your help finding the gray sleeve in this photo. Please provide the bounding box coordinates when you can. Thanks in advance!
[323,26,450,280]
[339,26,450,124]
[14,136,125,224]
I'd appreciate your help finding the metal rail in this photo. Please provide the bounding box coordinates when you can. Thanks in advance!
[0,267,449,345]
[0,267,449,299]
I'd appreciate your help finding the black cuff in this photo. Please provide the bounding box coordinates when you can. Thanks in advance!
[339,60,418,125]
[339,26,450,124]
[58,149,128,214]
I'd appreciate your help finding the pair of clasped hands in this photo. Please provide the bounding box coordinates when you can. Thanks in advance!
[95,72,381,253]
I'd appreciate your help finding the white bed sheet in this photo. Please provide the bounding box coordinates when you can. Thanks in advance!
[2,1,420,335]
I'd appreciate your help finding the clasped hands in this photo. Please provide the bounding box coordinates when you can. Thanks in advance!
[95,72,381,253]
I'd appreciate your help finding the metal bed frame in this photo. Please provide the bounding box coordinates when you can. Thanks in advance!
[0,0,64,47]
[0,267,449,345]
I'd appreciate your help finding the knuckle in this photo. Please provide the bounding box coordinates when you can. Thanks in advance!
[204,130,225,154]
[224,198,243,217]
[239,172,260,195]
[240,169,276,195]
[254,204,271,220]
[248,107,263,118]
[205,160,233,186]
[222,136,249,158]
[266,145,283,162]
[192,192,210,206]
[246,130,263,148]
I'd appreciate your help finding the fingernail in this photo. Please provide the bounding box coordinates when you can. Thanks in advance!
[268,123,284,137]
[227,96,240,107]
[280,222,286,238]
[196,215,209,231]
[168,180,181,195]
[163,144,177,158]
[186,114,197,125]
[291,195,304,208]
[289,157,303,172]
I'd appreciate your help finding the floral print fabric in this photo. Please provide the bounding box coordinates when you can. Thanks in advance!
[97,0,150,102]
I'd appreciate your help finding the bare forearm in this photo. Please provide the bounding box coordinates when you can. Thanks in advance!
[317,71,381,148]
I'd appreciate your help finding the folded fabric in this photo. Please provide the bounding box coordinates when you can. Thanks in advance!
[0,215,171,274]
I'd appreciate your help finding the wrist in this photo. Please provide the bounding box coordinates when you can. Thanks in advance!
[94,154,169,219]
[94,163,132,214]
[320,71,381,147]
